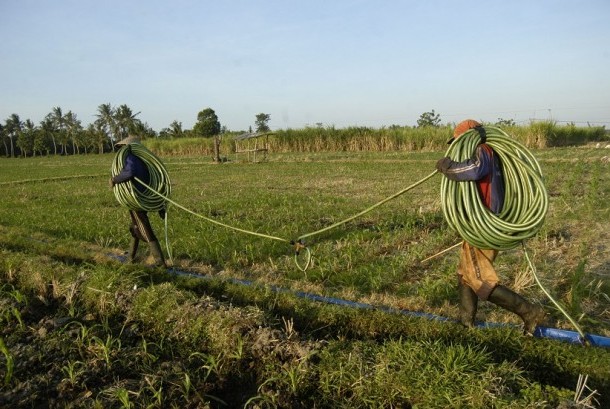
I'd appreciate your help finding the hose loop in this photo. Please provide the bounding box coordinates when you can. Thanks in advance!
[294,246,312,272]
[111,144,171,212]
[440,126,548,250]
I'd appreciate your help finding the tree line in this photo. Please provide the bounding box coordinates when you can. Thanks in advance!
[0,105,271,158]
[4,104,567,158]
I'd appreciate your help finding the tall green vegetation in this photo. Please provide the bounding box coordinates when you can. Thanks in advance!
[269,125,452,153]
[138,122,609,159]
[248,123,606,157]
[1,108,608,158]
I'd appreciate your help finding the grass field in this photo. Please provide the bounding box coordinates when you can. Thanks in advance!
[1,146,609,407]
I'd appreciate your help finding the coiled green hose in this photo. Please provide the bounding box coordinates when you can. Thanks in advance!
[440,126,548,250]
[111,144,171,212]
[440,128,589,340]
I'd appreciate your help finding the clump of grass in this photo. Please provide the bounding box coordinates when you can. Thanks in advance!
[313,338,577,408]
[0,337,14,386]
[81,264,139,316]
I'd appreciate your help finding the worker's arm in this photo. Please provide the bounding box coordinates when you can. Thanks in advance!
[112,154,137,185]
[436,145,492,182]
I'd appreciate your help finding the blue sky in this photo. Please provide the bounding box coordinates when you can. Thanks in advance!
[1,0,609,132]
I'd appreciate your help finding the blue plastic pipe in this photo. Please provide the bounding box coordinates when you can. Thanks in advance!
[160,265,610,349]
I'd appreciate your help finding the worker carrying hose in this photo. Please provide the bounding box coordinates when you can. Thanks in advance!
[109,135,167,267]
[435,119,546,334]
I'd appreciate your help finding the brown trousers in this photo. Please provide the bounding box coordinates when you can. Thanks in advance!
[129,210,158,243]
[457,241,499,300]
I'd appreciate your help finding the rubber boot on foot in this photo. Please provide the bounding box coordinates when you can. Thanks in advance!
[148,241,166,268]
[488,285,546,335]
[458,279,478,328]
[129,238,139,263]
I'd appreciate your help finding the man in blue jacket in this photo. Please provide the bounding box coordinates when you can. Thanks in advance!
[110,135,166,267]
[436,120,545,334]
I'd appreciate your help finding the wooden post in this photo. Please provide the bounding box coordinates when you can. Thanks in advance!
[213,134,221,163]
[254,138,258,163]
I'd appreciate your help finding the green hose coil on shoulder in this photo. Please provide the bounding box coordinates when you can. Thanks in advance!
[440,126,548,250]
[111,144,171,212]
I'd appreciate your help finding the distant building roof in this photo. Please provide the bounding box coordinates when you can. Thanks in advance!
[234,132,274,141]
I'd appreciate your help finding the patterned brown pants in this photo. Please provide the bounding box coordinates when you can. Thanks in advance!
[128,210,158,243]
[457,241,499,300]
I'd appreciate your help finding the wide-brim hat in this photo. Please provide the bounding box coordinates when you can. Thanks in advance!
[115,135,141,146]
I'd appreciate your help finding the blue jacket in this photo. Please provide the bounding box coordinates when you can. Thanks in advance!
[440,144,505,214]
[112,150,150,193]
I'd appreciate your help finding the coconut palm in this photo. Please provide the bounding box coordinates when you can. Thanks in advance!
[64,111,82,154]
[115,104,141,140]
[85,123,103,154]
[4,113,22,158]
[40,116,58,155]
[131,120,156,140]
[167,120,184,138]
[16,119,36,157]
[0,123,6,157]
[95,103,118,150]
[49,106,71,155]
[33,121,50,156]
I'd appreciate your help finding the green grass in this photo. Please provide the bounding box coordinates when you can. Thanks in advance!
[1,149,608,333]
[1,146,610,407]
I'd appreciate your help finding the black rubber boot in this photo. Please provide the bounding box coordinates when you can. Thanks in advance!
[487,285,546,334]
[458,279,478,328]
[129,238,139,263]
[148,241,166,268]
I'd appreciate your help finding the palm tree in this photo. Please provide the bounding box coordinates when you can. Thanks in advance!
[64,111,82,154]
[0,123,6,157]
[86,122,107,154]
[50,106,70,155]
[84,123,104,154]
[96,103,118,150]
[115,104,141,139]
[41,116,58,155]
[17,119,36,157]
[5,113,23,158]
[33,122,50,156]
[168,120,184,138]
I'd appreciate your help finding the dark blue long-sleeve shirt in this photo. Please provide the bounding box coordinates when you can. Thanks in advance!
[112,151,150,193]
[440,144,505,214]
